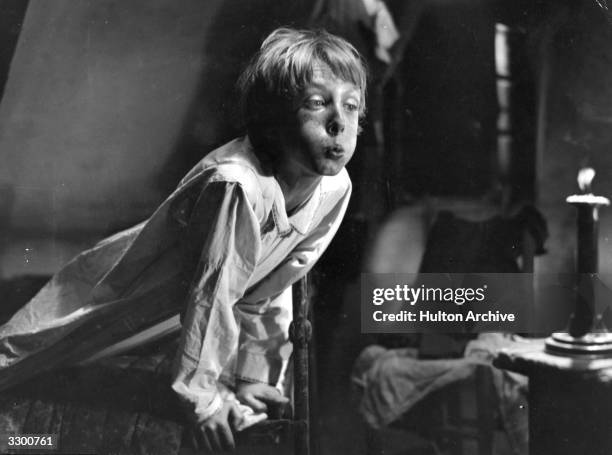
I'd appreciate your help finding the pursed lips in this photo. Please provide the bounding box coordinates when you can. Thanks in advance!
[325,145,345,159]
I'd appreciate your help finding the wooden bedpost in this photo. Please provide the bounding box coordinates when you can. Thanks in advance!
[290,276,311,455]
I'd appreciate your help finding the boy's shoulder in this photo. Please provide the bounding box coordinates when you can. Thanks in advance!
[179,137,276,211]
[202,137,264,179]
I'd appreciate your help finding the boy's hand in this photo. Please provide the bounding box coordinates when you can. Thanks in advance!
[235,381,289,416]
[194,400,243,453]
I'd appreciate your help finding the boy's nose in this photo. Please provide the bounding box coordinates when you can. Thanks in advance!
[326,109,345,136]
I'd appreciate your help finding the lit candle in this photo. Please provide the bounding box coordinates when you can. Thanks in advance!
[565,168,609,336]
[546,167,612,355]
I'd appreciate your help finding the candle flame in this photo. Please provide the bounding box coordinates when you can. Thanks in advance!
[578,167,596,193]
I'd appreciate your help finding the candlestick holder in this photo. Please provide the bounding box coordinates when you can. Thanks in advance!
[546,169,612,356]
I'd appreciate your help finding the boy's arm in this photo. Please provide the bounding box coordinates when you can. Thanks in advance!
[234,180,352,385]
[171,180,261,423]
[234,287,293,386]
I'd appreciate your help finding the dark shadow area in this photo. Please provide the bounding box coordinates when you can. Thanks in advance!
[0,0,28,102]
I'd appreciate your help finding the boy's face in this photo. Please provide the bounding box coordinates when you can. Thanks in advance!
[278,65,362,177]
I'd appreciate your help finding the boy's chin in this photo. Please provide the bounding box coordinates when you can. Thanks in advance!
[315,163,345,176]
[313,157,350,176]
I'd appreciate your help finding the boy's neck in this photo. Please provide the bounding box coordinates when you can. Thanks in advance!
[275,168,322,214]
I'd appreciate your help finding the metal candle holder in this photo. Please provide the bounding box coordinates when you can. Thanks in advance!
[546,168,612,356]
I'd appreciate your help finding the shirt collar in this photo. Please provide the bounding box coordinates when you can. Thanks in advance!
[272,183,321,237]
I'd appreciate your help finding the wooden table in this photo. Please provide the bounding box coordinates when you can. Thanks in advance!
[495,340,612,455]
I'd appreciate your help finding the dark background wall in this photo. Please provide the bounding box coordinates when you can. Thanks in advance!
[393,0,497,197]
[0,0,310,236]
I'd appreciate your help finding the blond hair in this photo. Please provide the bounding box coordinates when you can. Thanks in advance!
[236,27,367,168]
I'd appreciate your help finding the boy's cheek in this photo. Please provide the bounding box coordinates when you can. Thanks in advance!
[347,126,360,144]
[348,118,360,134]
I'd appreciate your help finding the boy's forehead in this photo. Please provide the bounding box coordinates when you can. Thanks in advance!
[307,63,360,92]
[310,63,335,79]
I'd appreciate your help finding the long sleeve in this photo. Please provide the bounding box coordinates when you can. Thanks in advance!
[234,181,352,384]
[234,287,293,386]
[171,180,261,423]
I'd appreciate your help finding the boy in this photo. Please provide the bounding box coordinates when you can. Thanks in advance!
[0,27,367,452]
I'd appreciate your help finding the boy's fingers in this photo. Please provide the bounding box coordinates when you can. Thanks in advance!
[257,388,290,404]
[200,427,215,453]
[217,421,236,452]
[242,394,268,412]
[229,403,245,430]
[205,426,221,453]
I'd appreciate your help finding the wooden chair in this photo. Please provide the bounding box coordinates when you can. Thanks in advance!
[236,275,315,455]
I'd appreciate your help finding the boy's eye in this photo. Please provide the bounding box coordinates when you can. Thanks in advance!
[304,97,326,110]
[344,102,359,112]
